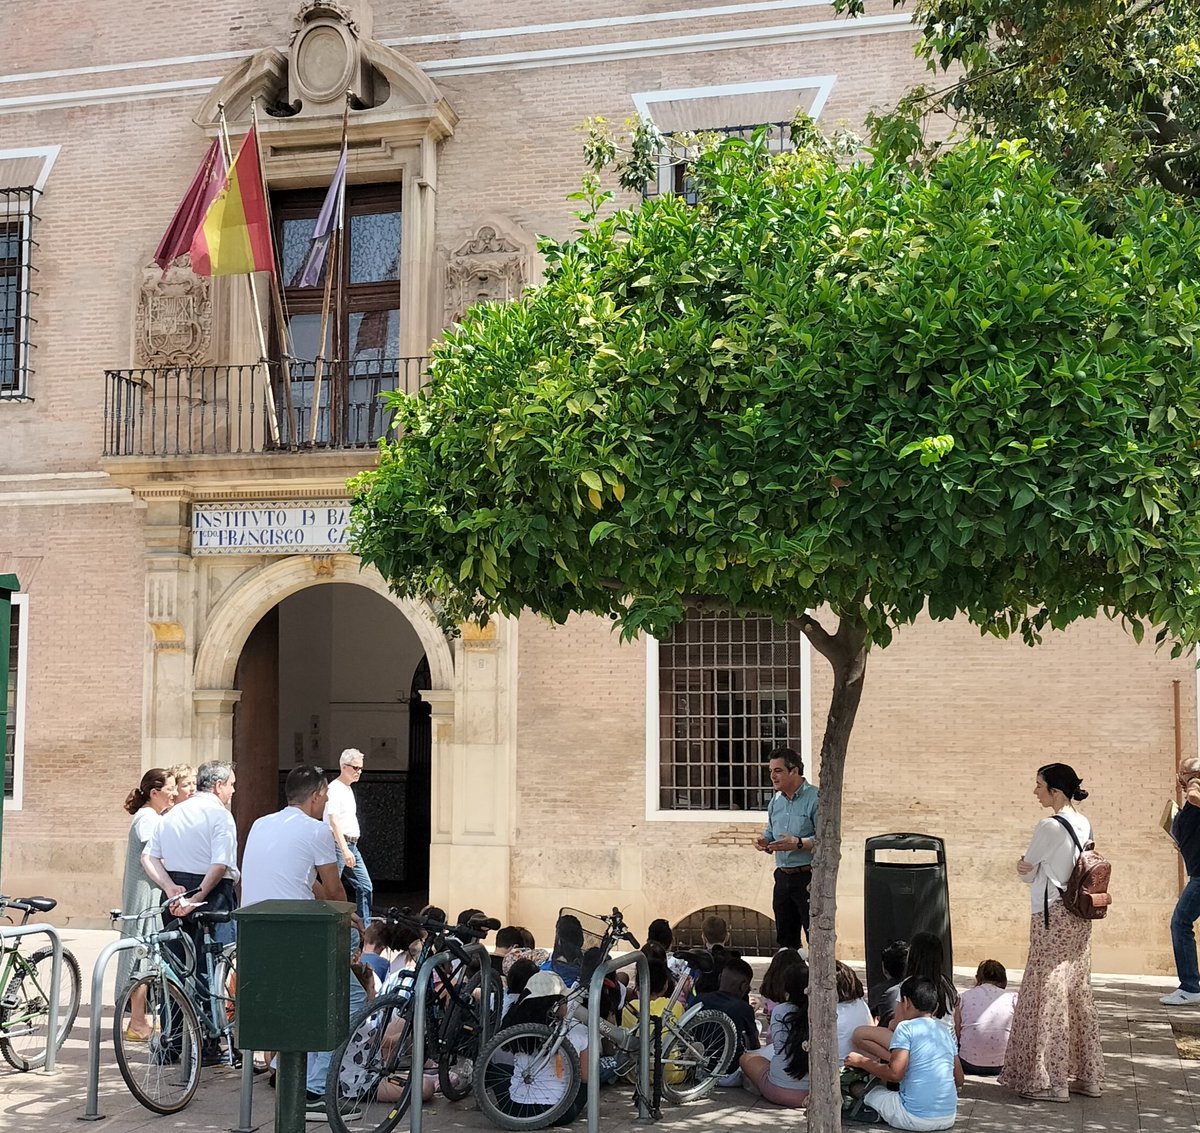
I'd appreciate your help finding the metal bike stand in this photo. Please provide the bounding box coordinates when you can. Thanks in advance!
[0,921,64,1074]
[233,1048,257,1133]
[410,941,494,1133]
[79,936,146,1121]
[588,949,654,1133]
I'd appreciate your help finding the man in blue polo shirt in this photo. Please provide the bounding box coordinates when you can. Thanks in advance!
[755,746,819,949]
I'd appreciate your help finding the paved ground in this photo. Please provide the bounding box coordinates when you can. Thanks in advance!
[4,929,1200,1132]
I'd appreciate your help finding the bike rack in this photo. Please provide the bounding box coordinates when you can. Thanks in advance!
[409,941,494,1133]
[588,949,654,1133]
[80,936,144,1120]
[0,922,64,1075]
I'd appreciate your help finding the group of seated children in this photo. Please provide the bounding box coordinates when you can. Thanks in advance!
[352,909,1017,1131]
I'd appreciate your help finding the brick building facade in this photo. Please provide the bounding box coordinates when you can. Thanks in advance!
[0,0,1191,975]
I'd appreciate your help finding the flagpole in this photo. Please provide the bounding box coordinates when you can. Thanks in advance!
[310,93,351,446]
[250,97,299,447]
[217,103,280,447]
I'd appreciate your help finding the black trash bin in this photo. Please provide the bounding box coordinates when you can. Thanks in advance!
[863,833,952,1009]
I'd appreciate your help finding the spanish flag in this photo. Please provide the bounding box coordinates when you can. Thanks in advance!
[190,126,275,276]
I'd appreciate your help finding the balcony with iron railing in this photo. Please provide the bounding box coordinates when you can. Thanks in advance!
[102,356,428,458]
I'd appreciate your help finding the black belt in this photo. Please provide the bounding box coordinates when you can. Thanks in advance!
[776,866,812,875]
[345,838,358,845]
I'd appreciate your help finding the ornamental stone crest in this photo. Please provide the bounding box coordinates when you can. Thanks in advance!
[442,224,530,326]
[134,256,212,366]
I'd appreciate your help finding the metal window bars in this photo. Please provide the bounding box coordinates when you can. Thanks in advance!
[658,609,806,811]
[0,187,40,399]
[642,121,797,203]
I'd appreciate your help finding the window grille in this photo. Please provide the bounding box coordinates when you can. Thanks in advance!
[643,121,797,204]
[5,596,24,802]
[658,609,805,811]
[0,187,40,399]
[672,904,777,955]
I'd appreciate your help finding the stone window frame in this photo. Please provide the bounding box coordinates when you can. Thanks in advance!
[644,608,813,821]
[4,593,28,809]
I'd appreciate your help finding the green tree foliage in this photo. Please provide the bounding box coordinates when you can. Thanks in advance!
[837,0,1200,204]
[354,135,1200,652]
[351,131,1200,1131]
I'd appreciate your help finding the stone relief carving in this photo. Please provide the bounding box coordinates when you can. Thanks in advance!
[443,225,530,326]
[135,256,212,366]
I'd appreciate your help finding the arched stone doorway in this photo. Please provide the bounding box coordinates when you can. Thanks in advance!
[189,554,454,896]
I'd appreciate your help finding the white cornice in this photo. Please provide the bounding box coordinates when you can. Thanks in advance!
[0,2,866,87]
[0,13,914,116]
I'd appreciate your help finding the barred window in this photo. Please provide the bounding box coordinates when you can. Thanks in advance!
[4,595,26,805]
[643,121,797,204]
[657,609,806,812]
[1,187,40,399]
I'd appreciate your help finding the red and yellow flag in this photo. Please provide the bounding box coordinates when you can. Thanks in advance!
[190,126,274,276]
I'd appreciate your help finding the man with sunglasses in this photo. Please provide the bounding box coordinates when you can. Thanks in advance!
[325,748,373,924]
[1163,759,1200,1005]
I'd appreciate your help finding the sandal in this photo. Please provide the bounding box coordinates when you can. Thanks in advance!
[124,1028,151,1043]
[1019,1088,1070,1103]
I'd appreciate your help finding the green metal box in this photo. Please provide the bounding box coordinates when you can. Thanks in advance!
[233,899,351,1052]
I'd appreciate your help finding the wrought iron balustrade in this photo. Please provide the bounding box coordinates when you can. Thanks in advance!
[102,357,428,457]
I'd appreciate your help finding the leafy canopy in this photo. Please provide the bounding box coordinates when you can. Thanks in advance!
[351,132,1200,651]
[841,0,1200,203]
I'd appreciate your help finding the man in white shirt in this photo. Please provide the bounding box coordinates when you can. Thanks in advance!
[142,759,239,944]
[241,764,346,907]
[324,748,372,923]
[141,760,239,1063]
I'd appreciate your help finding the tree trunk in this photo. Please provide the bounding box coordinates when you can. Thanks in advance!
[801,612,868,1133]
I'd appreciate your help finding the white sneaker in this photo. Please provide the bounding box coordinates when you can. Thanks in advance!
[1160,988,1200,1005]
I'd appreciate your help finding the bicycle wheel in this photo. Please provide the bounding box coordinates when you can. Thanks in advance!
[114,973,202,1114]
[473,1023,580,1131]
[326,991,415,1133]
[0,945,82,1071]
[659,1008,737,1103]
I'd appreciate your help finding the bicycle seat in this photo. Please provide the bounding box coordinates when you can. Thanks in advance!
[193,909,232,926]
[673,948,716,974]
[19,896,57,913]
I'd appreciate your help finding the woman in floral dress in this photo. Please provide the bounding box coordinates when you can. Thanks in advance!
[998,762,1105,1103]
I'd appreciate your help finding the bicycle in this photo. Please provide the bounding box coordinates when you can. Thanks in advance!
[0,894,82,1071]
[472,911,736,1130]
[109,894,238,1113]
[323,907,499,1133]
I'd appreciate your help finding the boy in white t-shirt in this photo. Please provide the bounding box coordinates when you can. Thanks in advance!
[845,976,963,1131]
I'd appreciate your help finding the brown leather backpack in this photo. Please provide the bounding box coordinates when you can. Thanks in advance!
[1049,814,1112,924]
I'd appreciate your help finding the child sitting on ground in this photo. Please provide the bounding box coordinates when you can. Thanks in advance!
[756,947,806,1041]
[739,962,810,1108]
[954,960,1015,1076]
[870,939,909,1029]
[698,955,759,1086]
[845,975,963,1131]
[835,961,873,1062]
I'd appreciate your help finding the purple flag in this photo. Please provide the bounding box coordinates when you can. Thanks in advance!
[154,138,227,273]
[294,144,347,288]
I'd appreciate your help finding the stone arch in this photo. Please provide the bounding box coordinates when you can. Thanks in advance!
[193,554,453,692]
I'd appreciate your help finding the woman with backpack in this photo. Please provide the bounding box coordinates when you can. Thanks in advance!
[998,762,1105,1104]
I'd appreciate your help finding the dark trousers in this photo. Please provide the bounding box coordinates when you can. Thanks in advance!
[163,872,237,1006]
[772,868,812,948]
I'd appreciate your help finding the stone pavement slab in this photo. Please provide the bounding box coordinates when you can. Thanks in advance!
[4,930,1200,1133]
